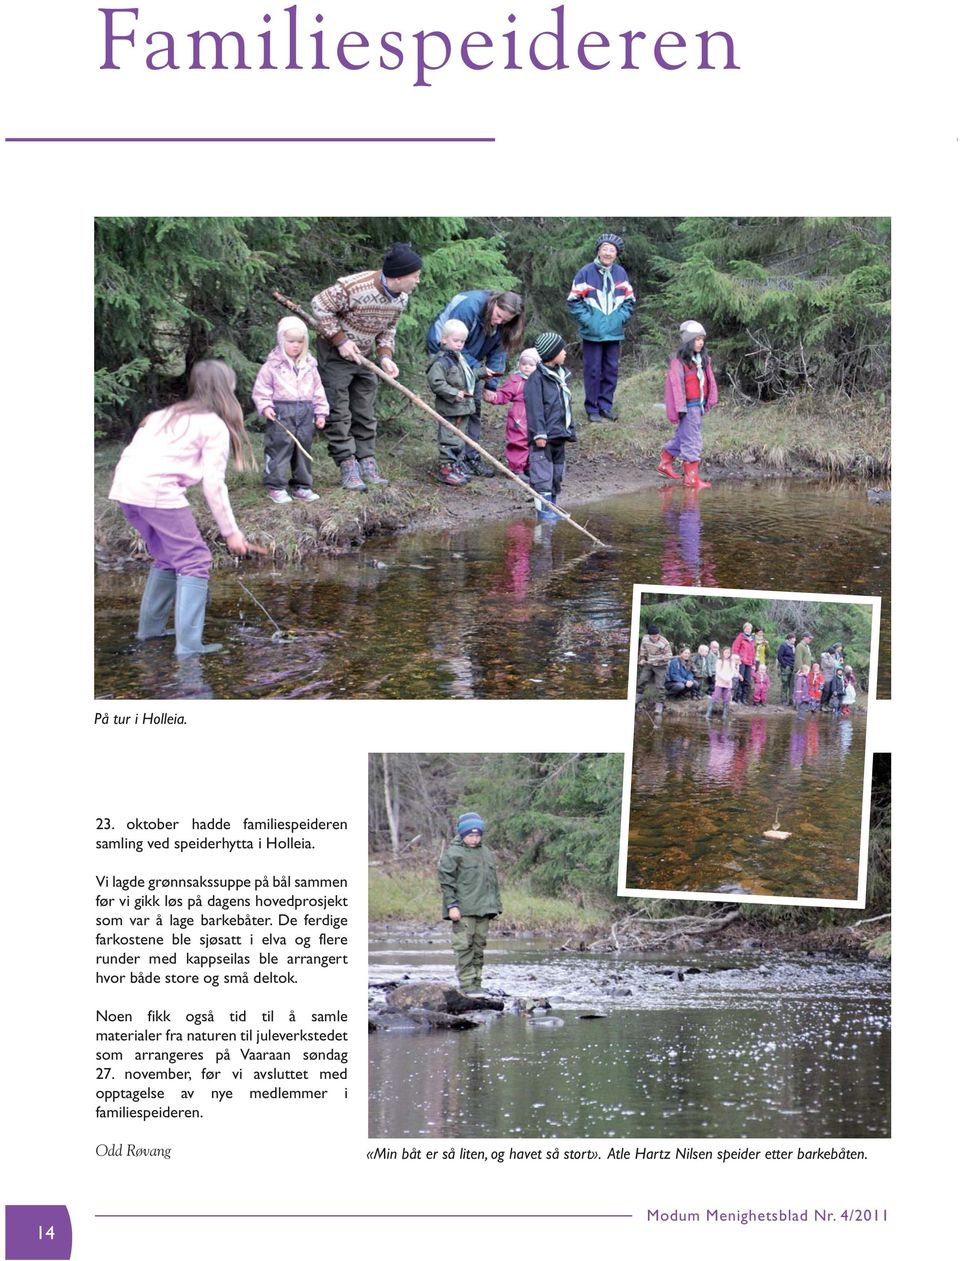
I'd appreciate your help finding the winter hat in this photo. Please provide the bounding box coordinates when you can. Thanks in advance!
[647,623,659,634]
[456,812,486,836]
[382,242,423,277]
[596,232,624,256]
[680,319,707,343]
[277,316,309,356]
[534,330,566,363]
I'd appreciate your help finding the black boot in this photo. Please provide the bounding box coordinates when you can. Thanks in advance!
[463,452,495,479]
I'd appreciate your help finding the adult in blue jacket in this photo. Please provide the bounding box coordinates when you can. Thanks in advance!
[665,649,699,699]
[426,290,525,477]
[567,232,635,421]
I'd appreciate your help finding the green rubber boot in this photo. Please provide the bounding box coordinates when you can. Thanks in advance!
[174,575,222,657]
[137,566,177,639]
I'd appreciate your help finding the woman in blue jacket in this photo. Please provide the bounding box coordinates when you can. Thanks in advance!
[426,290,525,477]
[567,232,635,421]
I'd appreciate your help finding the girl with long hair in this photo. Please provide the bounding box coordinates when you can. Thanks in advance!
[109,360,253,657]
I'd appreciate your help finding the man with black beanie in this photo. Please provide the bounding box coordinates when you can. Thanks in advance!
[312,243,422,490]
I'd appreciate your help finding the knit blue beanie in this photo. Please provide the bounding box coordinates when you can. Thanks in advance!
[456,812,486,836]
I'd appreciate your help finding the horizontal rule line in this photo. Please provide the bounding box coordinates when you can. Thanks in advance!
[95,1213,631,1219]
[5,135,495,143]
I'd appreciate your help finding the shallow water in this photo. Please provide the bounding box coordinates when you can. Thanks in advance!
[368,938,890,1139]
[627,711,866,899]
[95,479,890,700]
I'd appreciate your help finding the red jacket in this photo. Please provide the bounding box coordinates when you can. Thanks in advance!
[664,353,719,424]
[731,631,757,667]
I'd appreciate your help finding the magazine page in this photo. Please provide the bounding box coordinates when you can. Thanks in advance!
[1,2,949,1258]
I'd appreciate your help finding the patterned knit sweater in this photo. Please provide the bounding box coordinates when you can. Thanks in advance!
[311,270,408,359]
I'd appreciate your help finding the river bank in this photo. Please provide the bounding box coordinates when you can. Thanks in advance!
[94,380,889,565]
[369,867,891,959]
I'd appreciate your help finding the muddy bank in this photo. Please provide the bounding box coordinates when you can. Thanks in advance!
[95,416,890,567]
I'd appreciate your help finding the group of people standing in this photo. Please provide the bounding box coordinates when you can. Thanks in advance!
[638,621,859,720]
[249,229,717,516]
[107,231,718,654]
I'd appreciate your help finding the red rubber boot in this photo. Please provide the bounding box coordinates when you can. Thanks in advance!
[657,449,681,480]
[682,461,712,489]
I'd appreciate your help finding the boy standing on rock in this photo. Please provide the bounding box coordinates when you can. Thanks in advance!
[438,812,502,996]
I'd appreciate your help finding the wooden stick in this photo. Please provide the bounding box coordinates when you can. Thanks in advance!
[267,414,314,462]
[272,290,609,549]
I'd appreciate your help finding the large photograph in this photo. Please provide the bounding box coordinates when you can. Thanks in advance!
[94,217,891,700]
[367,752,891,1140]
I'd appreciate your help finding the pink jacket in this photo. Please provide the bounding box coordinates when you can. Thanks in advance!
[488,373,528,428]
[664,354,718,424]
[252,347,329,420]
[109,408,239,538]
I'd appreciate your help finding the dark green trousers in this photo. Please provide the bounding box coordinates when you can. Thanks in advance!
[452,914,492,989]
[317,344,380,465]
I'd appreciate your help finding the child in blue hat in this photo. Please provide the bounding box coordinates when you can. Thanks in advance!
[437,812,503,995]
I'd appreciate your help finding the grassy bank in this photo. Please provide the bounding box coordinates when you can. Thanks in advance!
[95,370,890,564]
[368,863,890,955]
[369,864,610,935]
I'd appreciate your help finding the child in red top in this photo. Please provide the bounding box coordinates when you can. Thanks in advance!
[659,320,719,489]
[808,662,823,704]
[483,347,539,477]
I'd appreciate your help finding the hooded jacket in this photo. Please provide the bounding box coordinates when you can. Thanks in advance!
[252,340,329,421]
[425,349,476,418]
[438,837,502,919]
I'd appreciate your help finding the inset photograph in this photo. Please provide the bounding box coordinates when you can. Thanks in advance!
[622,586,879,903]
[369,752,890,1140]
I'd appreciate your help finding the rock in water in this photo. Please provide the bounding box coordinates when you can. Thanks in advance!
[389,982,504,1013]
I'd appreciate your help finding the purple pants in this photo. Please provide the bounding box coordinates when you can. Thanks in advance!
[582,340,621,415]
[664,403,703,461]
[120,503,212,578]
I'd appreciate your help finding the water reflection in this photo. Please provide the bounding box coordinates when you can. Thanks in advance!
[95,479,890,699]
[628,712,866,899]
[368,941,889,1139]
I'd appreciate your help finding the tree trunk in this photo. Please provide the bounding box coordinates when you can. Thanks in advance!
[382,754,400,860]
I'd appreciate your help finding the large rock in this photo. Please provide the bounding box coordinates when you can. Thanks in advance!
[388,982,504,1013]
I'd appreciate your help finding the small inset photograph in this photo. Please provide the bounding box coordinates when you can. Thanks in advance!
[622,586,879,904]
[368,752,890,1140]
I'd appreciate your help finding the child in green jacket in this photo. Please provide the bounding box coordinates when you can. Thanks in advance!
[438,812,502,995]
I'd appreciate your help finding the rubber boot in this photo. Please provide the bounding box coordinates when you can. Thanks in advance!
[682,460,712,489]
[705,698,714,719]
[536,492,560,521]
[136,566,177,639]
[722,701,730,720]
[657,449,681,480]
[174,575,222,657]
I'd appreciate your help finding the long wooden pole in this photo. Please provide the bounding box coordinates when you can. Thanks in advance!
[272,290,609,549]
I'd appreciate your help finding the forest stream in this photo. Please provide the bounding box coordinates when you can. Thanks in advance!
[368,937,890,1140]
[628,711,867,900]
[95,479,890,700]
